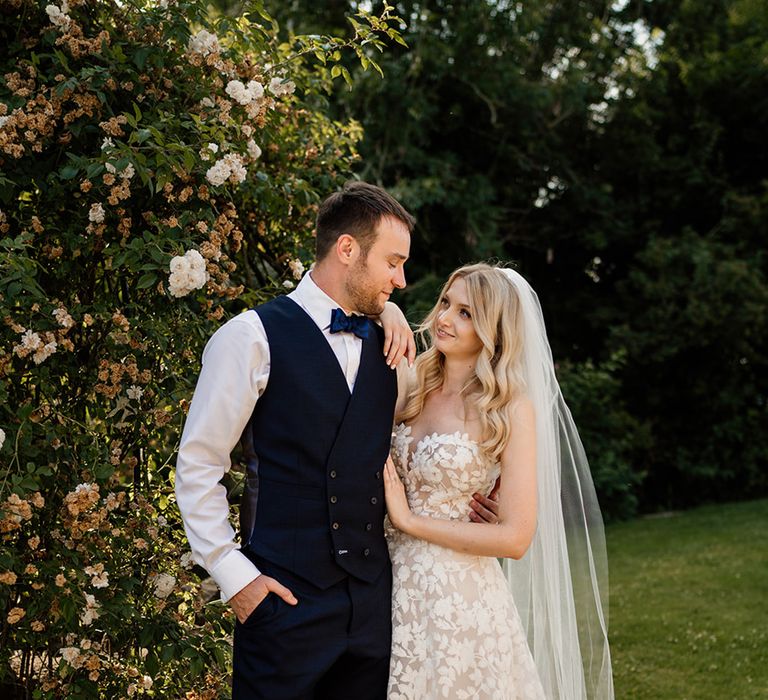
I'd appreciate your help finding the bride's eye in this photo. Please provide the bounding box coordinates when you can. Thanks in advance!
[460,309,471,319]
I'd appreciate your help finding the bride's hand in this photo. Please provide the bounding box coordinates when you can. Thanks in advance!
[383,455,413,532]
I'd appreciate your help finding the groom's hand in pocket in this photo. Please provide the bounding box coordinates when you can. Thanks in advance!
[230,574,298,624]
[469,476,500,524]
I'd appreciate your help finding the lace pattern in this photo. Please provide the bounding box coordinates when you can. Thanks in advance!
[386,424,546,700]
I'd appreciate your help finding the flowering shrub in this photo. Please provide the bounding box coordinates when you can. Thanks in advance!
[0,0,403,696]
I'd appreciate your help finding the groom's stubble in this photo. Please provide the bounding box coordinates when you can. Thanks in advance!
[345,252,387,316]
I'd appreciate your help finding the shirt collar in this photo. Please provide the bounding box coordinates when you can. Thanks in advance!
[289,270,351,332]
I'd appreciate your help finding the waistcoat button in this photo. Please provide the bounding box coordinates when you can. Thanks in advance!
[370,496,378,505]
[329,470,337,478]
[332,522,340,530]
[363,548,370,556]
[330,495,337,504]
[365,523,372,531]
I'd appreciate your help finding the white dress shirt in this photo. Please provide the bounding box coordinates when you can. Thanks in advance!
[175,272,406,601]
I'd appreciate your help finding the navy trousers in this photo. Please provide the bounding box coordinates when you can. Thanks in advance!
[232,551,392,700]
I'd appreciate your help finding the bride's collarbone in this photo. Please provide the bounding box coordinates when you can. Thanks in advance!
[404,419,484,447]
[409,397,483,441]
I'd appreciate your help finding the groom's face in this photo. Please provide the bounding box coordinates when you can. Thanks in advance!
[346,215,410,315]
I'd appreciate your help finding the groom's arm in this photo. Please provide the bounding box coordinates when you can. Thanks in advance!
[175,314,268,602]
[376,300,416,369]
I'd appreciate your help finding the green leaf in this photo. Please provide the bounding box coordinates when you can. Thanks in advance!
[85,162,104,179]
[59,165,79,180]
[137,272,158,289]
[133,47,151,70]
[94,462,115,480]
[183,149,196,172]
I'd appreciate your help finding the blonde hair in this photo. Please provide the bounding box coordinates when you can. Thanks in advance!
[397,263,527,461]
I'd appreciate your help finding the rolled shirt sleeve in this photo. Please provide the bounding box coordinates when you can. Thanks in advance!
[175,311,270,602]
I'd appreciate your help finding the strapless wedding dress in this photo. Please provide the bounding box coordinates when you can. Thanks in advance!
[386,423,545,700]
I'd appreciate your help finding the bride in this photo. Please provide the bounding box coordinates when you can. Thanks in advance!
[383,263,614,700]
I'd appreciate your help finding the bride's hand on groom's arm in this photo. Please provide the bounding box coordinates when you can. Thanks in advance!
[229,574,298,624]
[383,455,414,531]
[377,301,416,369]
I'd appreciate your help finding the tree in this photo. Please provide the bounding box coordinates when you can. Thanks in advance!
[261,0,768,514]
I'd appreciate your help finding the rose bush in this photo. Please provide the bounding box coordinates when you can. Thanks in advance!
[0,0,403,696]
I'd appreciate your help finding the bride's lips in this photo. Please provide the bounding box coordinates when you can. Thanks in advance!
[436,328,453,338]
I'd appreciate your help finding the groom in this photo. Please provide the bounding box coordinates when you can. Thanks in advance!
[175,181,416,699]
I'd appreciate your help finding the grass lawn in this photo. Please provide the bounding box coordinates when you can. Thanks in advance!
[606,499,768,699]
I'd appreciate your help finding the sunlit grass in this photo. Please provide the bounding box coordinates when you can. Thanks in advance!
[607,499,768,699]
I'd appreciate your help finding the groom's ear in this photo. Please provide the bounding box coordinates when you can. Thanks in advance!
[335,234,359,267]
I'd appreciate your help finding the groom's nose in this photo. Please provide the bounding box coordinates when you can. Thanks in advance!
[392,266,406,289]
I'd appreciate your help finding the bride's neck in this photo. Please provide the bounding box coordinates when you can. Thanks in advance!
[439,355,478,396]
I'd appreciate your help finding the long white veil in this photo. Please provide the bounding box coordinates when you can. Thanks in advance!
[498,267,614,700]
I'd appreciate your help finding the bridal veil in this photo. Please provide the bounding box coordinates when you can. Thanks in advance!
[498,267,614,700]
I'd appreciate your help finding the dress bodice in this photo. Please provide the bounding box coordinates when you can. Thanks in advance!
[391,422,500,522]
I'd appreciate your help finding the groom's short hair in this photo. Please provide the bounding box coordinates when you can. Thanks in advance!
[315,181,415,261]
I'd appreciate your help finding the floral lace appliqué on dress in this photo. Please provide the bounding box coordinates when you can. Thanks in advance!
[386,423,545,700]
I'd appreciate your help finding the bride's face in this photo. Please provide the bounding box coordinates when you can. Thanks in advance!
[434,277,483,359]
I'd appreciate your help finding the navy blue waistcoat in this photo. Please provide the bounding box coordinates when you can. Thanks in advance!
[239,296,397,589]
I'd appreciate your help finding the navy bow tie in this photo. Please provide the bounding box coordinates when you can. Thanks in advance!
[329,308,370,339]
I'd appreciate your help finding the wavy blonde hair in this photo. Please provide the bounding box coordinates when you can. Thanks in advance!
[397,263,527,461]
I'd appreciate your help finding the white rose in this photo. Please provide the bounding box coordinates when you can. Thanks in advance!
[188,30,220,56]
[168,249,208,297]
[246,80,265,101]
[59,647,80,665]
[46,4,71,29]
[188,268,207,290]
[225,80,248,105]
[184,248,206,271]
[152,573,176,599]
[21,329,42,350]
[288,259,305,280]
[32,341,57,365]
[88,203,105,224]
[0,428,5,450]
[269,76,296,97]
[247,140,262,160]
[205,160,230,187]
[169,255,187,274]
